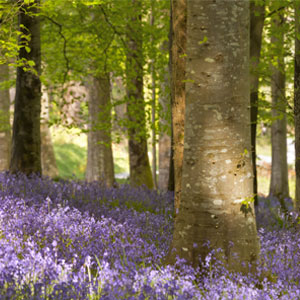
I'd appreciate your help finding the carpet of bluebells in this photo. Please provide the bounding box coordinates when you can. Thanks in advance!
[0,172,299,299]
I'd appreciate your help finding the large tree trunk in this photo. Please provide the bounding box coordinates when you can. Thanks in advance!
[171,0,186,212]
[86,75,115,187]
[126,0,153,189]
[41,89,59,178]
[0,63,11,171]
[10,0,42,175]
[295,1,300,210]
[250,1,265,206]
[166,0,259,273]
[269,12,289,203]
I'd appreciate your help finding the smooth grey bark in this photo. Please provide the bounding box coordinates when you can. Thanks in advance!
[295,0,300,210]
[171,0,186,212]
[86,75,115,187]
[250,1,265,206]
[166,0,259,273]
[41,90,58,178]
[0,63,11,171]
[10,0,42,175]
[126,0,153,189]
[269,12,289,203]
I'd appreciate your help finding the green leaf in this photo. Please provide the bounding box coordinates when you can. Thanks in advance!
[198,36,208,45]
[27,60,35,67]
[25,46,31,53]
[182,79,195,83]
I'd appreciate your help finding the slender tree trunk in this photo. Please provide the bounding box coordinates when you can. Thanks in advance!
[0,63,11,171]
[168,0,175,192]
[295,0,300,210]
[126,0,153,189]
[171,0,186,212]
[150,5,157,189]
[86,75,115,187]
[151,72,157,189]
[166,0,259,273]
[250,1,265,206]
[158,63,171,191]
[41,89,58,178]
[10,0,42,175]
[269,13,289,204]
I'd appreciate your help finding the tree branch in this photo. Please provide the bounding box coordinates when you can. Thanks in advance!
[42,15,70,84]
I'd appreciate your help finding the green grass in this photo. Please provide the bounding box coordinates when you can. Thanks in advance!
[51,126,129,180]
[53,143,87,179]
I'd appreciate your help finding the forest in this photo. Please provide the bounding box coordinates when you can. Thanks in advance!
[0,0,300,299]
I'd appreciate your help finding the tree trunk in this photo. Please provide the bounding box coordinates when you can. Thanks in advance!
[86,75,115,187]
[269,12,289,204]
[0,63,11,171]
[158,64,171,191]
[250,1,265,206]
[295,0,300,210]
[41,89,59,178]
[168,0,175,192]
[171,0,186,212]
[166,0,260,273]
[126,0,153,189]
[10,0,42,175]
[150,7,157,189]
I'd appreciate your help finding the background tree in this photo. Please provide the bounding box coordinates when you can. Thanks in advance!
[10,0,42,175]
[269,7,289,204]
[166,0,260,272]
[158,42,171,191]
[125,0,153,188]
[86,74,115,186]
[41,88,58,178]
[170,0,186,211]
[0,63,11,171]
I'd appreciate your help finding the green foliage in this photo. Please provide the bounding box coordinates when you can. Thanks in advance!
[258,0,294,128]
[39,0,170,141]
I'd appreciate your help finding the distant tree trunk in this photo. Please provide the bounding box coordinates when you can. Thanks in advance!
[171,0,186,212]
[86,75,115,187]
[41,89,58,178]
[158,63,171,191]
[10,0,42,175]
[0,63,11,171]
[126,0,153,189]
[250,1,265,206]
[150,7,157,189]
[111,76,127,133]
[166,0,259,273]
[294,0,300,210]
[269,12,289,204]
[151,73,157,189]
[168,1,175,192]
